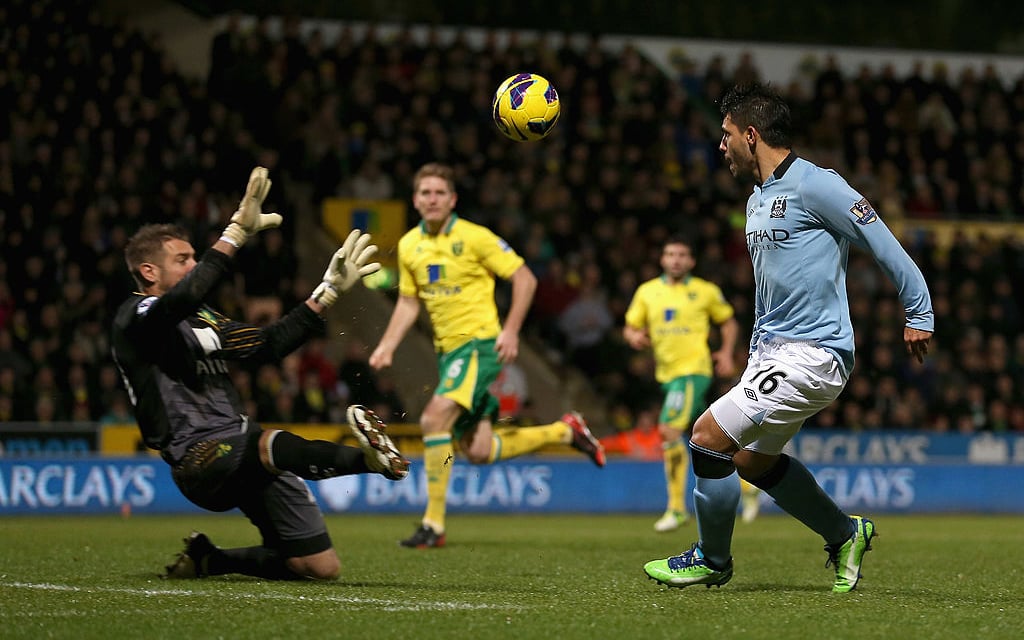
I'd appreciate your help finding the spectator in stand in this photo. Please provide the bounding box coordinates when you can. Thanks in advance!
[599,409,663,461]
[0,365,30,421]
[0,328,31,381]
[530,256,578,351]
[237,227,296,323]
[557,261,615,373]
[299,336,338,396]
[0,281,15,331]
[99,390,135,426]
[336,338,382,407]
[296,369,331,423]
[367,373,406,424]
[3,2,1024,442]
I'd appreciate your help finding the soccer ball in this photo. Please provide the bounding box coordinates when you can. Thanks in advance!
[492,73,561,141]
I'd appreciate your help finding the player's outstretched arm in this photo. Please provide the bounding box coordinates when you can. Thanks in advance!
[218,166,283,250]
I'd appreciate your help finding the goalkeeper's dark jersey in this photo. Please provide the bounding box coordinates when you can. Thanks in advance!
[111,248,324,464]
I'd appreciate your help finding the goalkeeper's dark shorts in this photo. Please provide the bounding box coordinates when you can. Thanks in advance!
[170,428,331,558]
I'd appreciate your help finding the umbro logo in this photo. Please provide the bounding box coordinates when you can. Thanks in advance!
[744,388,757,401]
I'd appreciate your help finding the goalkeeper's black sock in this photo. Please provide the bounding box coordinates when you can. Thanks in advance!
[268,430,369,479]
[206,546,303,580]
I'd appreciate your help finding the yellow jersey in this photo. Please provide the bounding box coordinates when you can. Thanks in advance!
[397,214,525,353]
[624,275,734,382]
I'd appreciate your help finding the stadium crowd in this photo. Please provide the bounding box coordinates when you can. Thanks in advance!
[1,0,1024,439]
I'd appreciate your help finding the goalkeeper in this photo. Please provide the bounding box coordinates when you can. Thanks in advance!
[111,167,409,580]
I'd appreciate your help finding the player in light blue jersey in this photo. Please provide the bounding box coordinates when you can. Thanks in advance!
[644,83,933,593]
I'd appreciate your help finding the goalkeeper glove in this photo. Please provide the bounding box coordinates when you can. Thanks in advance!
[220,166,283,248]
[311,229,381,308]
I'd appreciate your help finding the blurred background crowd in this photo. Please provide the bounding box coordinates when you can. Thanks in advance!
[2,0,1024,440]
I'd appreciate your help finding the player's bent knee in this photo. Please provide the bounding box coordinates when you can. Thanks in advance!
[689,441,735,479]
[745,452,790,491]
[464,450,489,464]
[461,436,491,464]
[287,550,341,581]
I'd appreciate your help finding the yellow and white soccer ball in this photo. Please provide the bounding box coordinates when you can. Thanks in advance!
[492,73,561,141]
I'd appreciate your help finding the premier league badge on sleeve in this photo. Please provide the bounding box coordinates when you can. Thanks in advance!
[850,197,878,225]
[136,296,158,316]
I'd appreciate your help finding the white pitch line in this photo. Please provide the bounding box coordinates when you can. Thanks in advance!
[0,581,524,612]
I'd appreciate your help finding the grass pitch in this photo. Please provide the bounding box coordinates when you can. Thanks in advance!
[1,513,1021,639]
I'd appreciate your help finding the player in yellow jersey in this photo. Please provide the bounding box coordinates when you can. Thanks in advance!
[624,238,759,532]
[369,162,605,548]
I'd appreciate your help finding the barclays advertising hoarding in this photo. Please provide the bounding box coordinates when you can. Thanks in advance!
[1,431,1021,515]
[784,430,1024,465]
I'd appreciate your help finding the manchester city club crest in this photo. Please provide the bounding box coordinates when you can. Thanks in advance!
[770,196,787,218]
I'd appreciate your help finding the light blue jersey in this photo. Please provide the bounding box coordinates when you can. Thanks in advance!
[744,154,933,375]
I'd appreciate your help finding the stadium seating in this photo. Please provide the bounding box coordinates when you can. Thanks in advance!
[1,1,1023,442]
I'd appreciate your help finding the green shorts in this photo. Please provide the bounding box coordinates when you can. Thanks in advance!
[659,375,712,431]
[436,338,502,439]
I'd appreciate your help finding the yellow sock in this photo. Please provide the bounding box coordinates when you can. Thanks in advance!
[489,424,569,462]
[663,438,688,514]
[422,433,454,532]
[741,479,759,496]
[740,478,761,523]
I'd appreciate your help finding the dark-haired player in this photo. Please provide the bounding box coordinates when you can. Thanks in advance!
[644,84,932,593]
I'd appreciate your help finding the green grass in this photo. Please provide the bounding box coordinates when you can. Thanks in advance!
[1,513,1022,639]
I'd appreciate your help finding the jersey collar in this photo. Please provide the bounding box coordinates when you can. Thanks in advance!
[760,151,798,187]
[660,274,692,285]
[419,212,459,236]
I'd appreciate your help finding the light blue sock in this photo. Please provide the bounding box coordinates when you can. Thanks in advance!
[762,456,853,545]
[693,471,740,569]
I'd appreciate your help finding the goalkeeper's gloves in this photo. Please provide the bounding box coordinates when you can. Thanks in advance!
[311,229,381,308]
[220,166,283,248]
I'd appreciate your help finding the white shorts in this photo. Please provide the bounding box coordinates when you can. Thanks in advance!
[709,339,847,455]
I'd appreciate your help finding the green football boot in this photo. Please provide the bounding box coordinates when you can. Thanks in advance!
[644,543,733,589]
[825,515,876,593]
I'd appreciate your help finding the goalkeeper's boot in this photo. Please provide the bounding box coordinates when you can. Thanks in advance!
[347,405,410,480]
[653,509,690,532]
[562,411,606,467]
[824,515,876,593]
[400,524,446,549]
[644,543,733,589]
[163,531,215,579]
